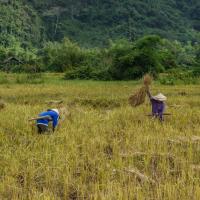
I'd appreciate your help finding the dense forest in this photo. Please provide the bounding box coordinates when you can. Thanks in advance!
[32,0,200,46]
[0,0,199,81]
[0,0,200,47]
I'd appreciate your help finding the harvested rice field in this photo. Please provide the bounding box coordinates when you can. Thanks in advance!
[1,75,200,199]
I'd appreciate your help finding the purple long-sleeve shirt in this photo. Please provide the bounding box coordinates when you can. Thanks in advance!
[147,90,165,121]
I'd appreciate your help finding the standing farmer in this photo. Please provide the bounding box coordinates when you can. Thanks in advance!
[36,109,60,134]
[129,74,168,121]
[147,89,167,121]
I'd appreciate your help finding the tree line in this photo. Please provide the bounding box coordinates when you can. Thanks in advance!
[0,35,199,81]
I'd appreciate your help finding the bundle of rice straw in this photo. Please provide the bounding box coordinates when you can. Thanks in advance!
[143,74,152,86]
[129,74,152,107]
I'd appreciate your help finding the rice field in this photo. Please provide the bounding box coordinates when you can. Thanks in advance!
[1,75,200,199]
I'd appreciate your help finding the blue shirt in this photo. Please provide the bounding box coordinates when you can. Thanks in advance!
[37,110,59,128]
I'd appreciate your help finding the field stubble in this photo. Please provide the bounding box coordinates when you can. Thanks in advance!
[1,81,200,199]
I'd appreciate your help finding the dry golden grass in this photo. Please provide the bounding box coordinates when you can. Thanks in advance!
[1,78,200,199]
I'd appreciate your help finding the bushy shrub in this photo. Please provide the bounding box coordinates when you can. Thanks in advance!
[42,38,86,72]
[64,66,112,80]
[91,69,112,81]
[64,66,94,80]
[158,76,175,85]
[159,69,198,85]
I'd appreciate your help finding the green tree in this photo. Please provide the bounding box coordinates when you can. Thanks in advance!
[109,35,164,80]
[42,38,86,72]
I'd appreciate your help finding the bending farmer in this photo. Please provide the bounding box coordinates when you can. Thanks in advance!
[37,109,60,134]
[147,89,167,121]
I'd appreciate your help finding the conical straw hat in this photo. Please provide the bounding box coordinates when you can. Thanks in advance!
[152,93,167,101]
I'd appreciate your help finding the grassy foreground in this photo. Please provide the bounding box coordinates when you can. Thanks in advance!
[1,77,200,199]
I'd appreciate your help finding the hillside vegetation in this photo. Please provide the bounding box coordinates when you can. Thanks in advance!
[0,0,200,47]
[0,1,199,80]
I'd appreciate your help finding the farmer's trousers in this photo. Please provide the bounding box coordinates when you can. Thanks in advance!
[37,124,49,134]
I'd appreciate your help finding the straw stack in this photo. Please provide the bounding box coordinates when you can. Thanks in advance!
[129,74,152,107]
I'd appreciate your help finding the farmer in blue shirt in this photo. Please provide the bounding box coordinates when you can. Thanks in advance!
[147,89,167,121]
[37,109,60,134]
